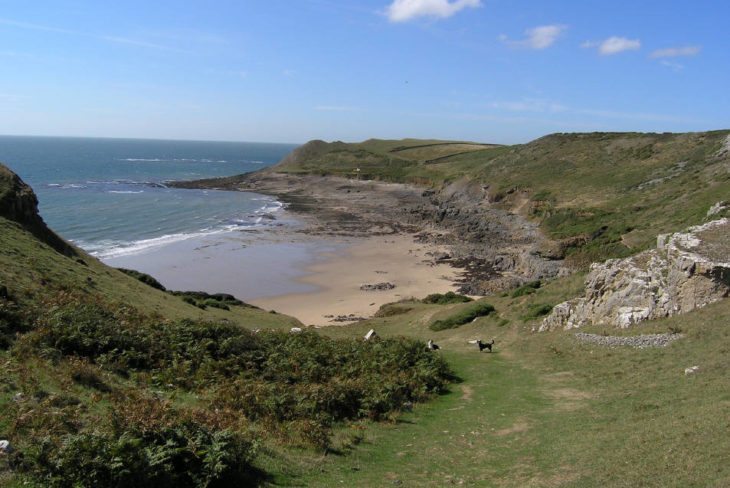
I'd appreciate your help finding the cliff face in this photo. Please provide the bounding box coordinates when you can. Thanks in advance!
[540,217,730,331]
[0,163,75,256]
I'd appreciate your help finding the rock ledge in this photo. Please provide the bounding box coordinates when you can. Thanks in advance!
[540,218,729,331]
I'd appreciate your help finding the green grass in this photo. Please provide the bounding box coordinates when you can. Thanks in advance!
[2,143,730,486]
[252,280,730,487]
[429,301,496,331]
[0,218,301,329]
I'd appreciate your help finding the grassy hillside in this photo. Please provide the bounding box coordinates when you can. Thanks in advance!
[0,165,454,486]
[0,218,301,328]
[2,132,729,487]
[262,279,730,487]
[271,131,730,265]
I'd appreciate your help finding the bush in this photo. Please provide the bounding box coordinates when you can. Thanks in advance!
[116,268,166,291]
[0,298,27,349]
[374,303,413,318]
[421,292,473,305]
[522,303,554,321]
[510,280,541,298]
[170,292,253,310]
[26,423,259,487]
[68,360,112,393]
[20,293,455,454]
[429,302,495,331]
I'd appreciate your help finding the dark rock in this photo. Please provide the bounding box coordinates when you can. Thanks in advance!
[360,282,396,291]
[0,164,76,257]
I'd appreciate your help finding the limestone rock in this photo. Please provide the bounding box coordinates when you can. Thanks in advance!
[540,218,729,331]
[0,440,12,454]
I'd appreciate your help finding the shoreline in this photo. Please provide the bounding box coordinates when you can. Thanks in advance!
[251,233,463,326]
[103,204,466,324]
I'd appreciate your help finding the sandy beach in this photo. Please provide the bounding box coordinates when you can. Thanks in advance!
[104,207,465,325]
[252,234,463,326]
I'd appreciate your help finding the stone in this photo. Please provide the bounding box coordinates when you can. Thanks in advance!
[289,327,303,333]
[684,366,699,375]
[0,440,12,454]
[540,219,730,331]
[360,282,396,291]
[707,201,728,218]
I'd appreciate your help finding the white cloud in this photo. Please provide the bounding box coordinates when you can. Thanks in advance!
[500,25,567,50]
[386,0,481,23]
[660,60,684,72]
[596,36,641,55]
[650,46,701,58]
[490,98,567,113]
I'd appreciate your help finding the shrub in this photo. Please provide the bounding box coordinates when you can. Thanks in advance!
[429,302,495,331]
[374,303,413,317]
[25,424,259,487]
[68,360,112,393]
[522,303,554,321]
[510,280,541,298]
[421,292,473,305]
[170,292,253,310]
[22,293,455,454]
[0,298,27,349]
[116,268,166,291]
[203,299,230,311]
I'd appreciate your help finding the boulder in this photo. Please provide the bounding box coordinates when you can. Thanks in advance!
[540,218,729,331]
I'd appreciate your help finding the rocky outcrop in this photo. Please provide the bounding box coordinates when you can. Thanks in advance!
[0,164,75,256]
[360,282,396,291]
[540,218,730,331]
[184,170,570,295]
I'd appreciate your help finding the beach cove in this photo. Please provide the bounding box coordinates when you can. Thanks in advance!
[104,205,465,326]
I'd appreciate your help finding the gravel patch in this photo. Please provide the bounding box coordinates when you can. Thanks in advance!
[574,332,684,348]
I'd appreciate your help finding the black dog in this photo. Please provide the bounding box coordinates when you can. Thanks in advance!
[476,339,495,352]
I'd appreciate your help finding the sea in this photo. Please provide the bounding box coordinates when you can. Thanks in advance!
[0,135,297,259]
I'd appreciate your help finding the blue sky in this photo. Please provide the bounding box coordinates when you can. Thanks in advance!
[0,0,727,143]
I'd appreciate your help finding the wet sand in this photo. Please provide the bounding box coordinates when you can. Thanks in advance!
[103,212,464,325]
[253,234,462,326]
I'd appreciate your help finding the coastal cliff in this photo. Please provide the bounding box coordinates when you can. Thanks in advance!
[0,164,76,256]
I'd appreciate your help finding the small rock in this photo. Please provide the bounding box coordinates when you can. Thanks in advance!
[0,440,12,454]
[290,327,303,334]
[707,201,728,218]
[360,282,396,291]
[684,366,699,375]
